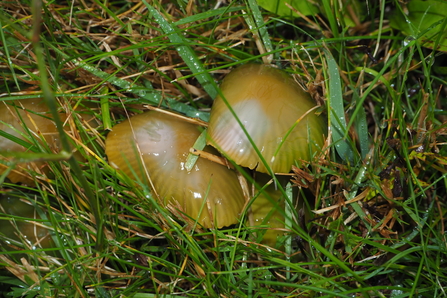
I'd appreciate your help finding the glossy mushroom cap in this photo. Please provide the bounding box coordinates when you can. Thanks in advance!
[0,99,62,184]
[105,111,246,229]
[207,64,326,174]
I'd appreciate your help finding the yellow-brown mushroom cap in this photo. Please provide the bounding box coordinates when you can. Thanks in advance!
[105,111,246,229]
[249,174,288,247]
[0,98,100,184]
[0,194,53,249]
[0,99,62,184]
[207,64,326,174]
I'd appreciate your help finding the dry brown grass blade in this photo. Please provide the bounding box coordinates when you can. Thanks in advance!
[313,187,370,215]
[188,148,232,168]
[144,105,209,127]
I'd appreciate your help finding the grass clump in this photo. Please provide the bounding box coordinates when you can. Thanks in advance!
[0,0,446,297]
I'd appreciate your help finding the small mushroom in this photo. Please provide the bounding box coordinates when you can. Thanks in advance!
[207,64,326,174]
[249,175,287,247]
[0,98,99,184]
[0,99,62,184]
[0,193,53,249]
[105,111,246,229]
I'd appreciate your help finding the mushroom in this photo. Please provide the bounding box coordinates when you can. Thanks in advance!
[207,64,326,174]
[105,111,246,229]
[0,193,53,249]
[0,98,99,184]
[0,99,63,184]
[249,174,288,247]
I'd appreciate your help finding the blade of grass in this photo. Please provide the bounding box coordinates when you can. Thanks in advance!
[99,86,112,130]
[352,90,370,159]
[0,20,19,90]
[173,5,244,26]
[185,129,207,172]
[245,0,274,63]
[321,0,339,39]
[356,66,395,96]
[31,0,104,251]
[324,48,354,162]
[142,0,218,99]
[284,182,293,281]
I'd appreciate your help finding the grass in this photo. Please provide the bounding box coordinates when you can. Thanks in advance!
[0,0,447,297]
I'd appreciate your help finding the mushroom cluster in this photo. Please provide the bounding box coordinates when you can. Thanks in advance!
[206,64,326,246]
[106,64,325,247]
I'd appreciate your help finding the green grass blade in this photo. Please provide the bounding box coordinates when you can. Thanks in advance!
[173,6,244,26]
[142,0,218,99]
[353,90,370,159]
[246,0,274,62]
[324,48,354,162]
[185,129,207,172]
[30,0,105,251]
[321,0,339,38]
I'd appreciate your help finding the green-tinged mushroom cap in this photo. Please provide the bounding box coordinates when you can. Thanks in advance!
[249,174,288,247]
[207,64,326,174]
[0,194,53,249]
[0,99,61,184]
[105,111,246,229]
[0,99,99,184]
